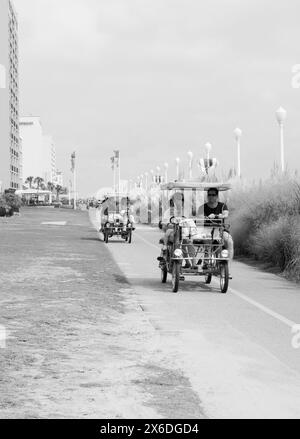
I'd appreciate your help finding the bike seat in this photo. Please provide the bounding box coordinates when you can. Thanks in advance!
[192,238,214,245]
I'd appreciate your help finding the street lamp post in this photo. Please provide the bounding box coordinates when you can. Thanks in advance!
[150,169,154,186]
[276,107,287,173]
[204,143,212,175]
[234,128,242,178]
[144,172,148,191]
[187,151,193,180]
[164,163,169,183]
[205,143,212,162]
[156,166,161,184]
[176,158,180,181]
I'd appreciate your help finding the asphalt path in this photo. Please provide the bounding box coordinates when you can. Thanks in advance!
[90,212,300,419]
[2,208,300,419]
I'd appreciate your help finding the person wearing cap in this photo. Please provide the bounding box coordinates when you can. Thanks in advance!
[161,192,184,230]
[160,192,198,268]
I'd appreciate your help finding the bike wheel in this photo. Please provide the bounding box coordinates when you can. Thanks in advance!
[161,266,168,283]
[220,262,229,294]
[205,273,212,284]
[128,231,132,244]
[172,263,180,293]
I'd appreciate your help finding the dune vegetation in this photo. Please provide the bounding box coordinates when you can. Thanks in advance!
[230,174,300,282]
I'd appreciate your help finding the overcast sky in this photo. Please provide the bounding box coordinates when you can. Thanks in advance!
[14,0,300,196]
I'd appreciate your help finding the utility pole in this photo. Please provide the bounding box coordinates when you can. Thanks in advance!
[118,152,121,194]
[68,179,72,207]
[71,152,77,210]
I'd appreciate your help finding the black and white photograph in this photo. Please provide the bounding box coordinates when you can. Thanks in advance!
[1,0,300,425]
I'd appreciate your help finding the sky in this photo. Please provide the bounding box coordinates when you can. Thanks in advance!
[14,0,300,196]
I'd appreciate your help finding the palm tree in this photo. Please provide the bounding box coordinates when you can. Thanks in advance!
[25,176,34,189]
[47,182,55,193]
[34,177,44,190]
[55,185,63,202]
[47,182,55,204]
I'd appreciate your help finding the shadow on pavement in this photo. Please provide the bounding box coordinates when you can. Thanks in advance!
[80,237,101,242]
[129,276,221,296]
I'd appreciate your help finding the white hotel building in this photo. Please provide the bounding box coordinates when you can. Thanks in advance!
[20,116,59,186]
[0,0,22,191]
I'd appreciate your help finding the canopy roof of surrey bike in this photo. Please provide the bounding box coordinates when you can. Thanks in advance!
[98,193,131,202]
[15,189,52,195]
[160,181,232,191]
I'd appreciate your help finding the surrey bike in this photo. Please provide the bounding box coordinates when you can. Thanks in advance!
[99,194,135,244]
[157,182,231,293]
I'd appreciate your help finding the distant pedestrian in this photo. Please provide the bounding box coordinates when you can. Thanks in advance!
[6,207,13,217]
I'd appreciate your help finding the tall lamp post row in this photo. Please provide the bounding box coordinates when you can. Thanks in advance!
[233,107,287,178]
[136,144,218,188]
[133,106,287,188]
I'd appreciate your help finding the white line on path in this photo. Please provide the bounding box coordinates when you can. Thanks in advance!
[135,232,297,330]
[41,222,67,226]
[228,287,296,328]
[135,231,162,251]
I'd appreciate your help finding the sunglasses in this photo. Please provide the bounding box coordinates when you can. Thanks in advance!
[208,193,218,197]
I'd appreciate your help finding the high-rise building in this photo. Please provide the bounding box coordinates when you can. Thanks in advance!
[0,0,21,191]
[20,116,57,185]
[53,170,64,187]
[20,116,44,182]
[43,135,57,184]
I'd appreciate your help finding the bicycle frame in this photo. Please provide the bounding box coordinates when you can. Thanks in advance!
[170,218,230,268]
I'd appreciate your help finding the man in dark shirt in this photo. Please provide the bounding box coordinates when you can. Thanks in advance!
[204,198,228,218]
[199,188,229,219]
[198,188,234,261]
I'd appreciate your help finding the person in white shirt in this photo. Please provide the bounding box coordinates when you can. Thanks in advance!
[160,193,198,268]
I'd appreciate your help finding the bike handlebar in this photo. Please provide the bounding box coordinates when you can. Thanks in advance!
[166,216,230,228]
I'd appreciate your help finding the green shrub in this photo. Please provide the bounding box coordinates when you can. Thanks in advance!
[230,175,300,281]
[285,219,300,282]
[250,216,297,270]
[0,193,22,210]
